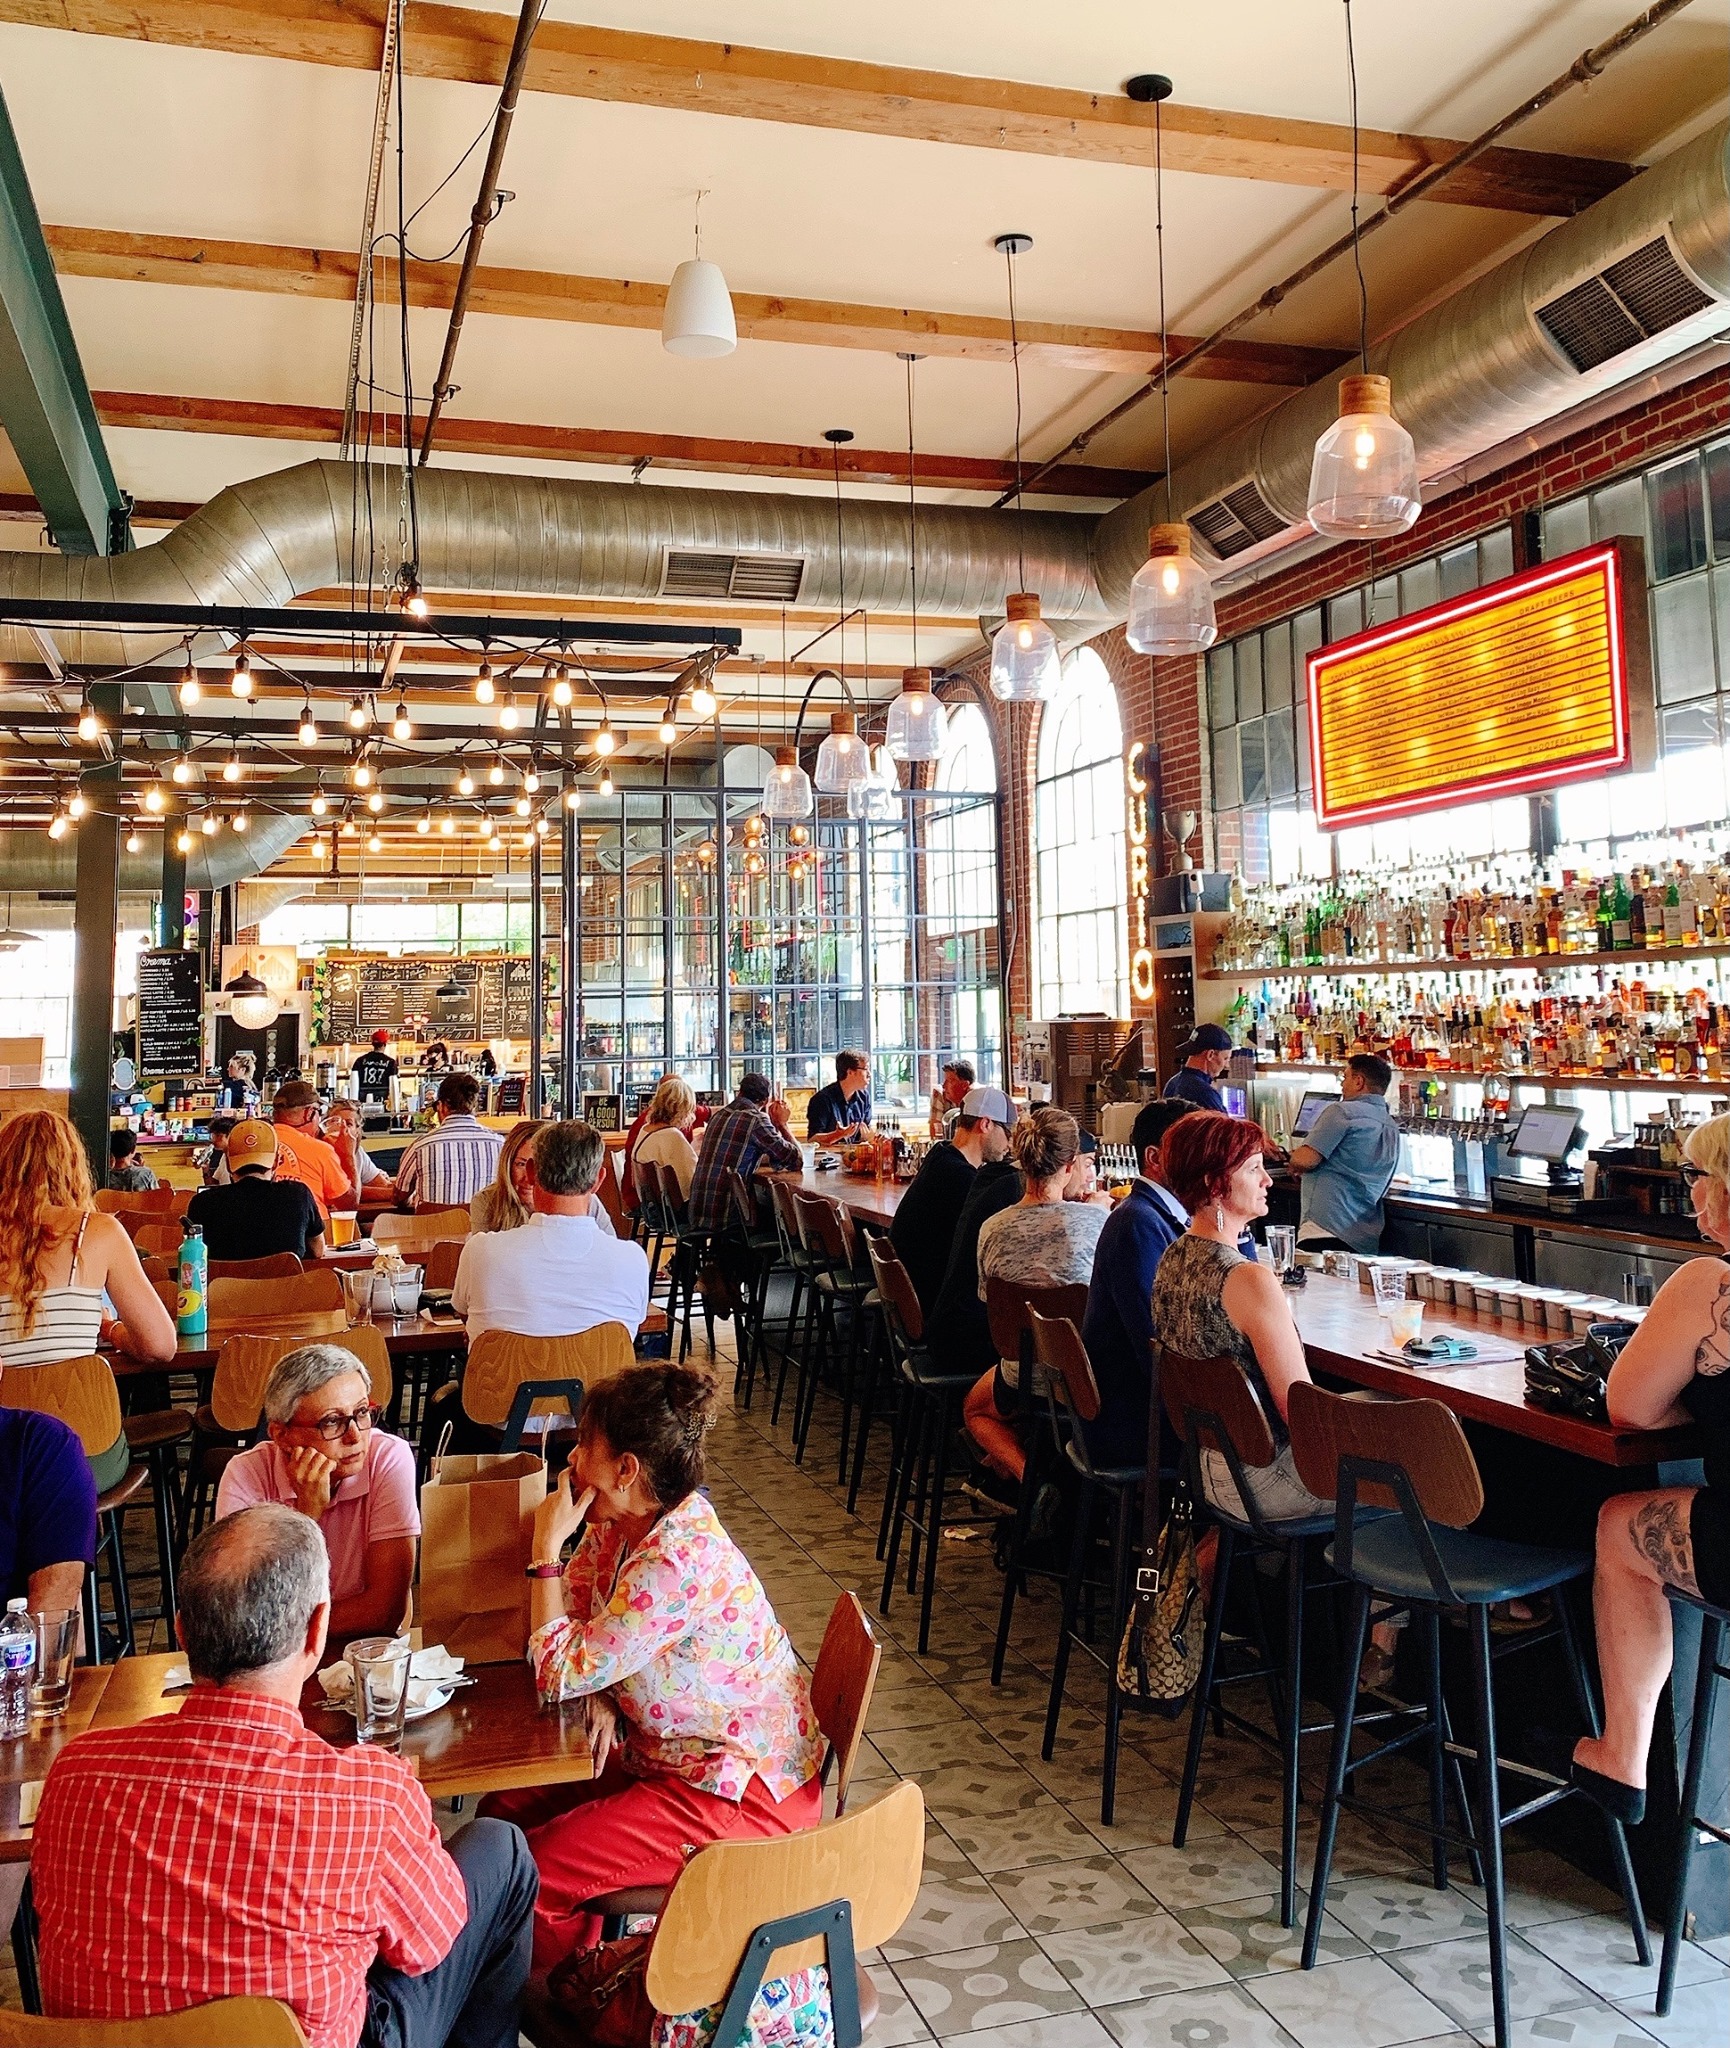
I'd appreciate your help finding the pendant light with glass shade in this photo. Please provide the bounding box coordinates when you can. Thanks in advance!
[885,353,948,763]
[1305,1,1421,540]
[813,431,872,797]
[988,233,1060,703]
[1124,75,1219,658]
[661,188,737,359]
[762,610,814,820]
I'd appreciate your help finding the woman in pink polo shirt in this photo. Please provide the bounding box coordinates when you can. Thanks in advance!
[214,1343,418,1653]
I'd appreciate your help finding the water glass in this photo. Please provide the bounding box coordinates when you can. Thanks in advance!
[29,1610,77,1719]
[1265,1225,1297,1277]
[1386,1299,1424,1348]
[346,1635,412,1749]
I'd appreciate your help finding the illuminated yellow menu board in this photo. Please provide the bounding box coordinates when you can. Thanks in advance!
[1306,539,1652,830]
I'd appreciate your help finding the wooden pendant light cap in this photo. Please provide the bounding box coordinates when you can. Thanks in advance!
[774,746,797,769]
[1339,372,1393,417]
[1147,523,1192,560]
[829,710,857,735]
[900,667,933,693]
[1004,592,1042,623]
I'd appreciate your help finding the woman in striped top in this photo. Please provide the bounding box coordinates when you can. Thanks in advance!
[0,1113,178,1487]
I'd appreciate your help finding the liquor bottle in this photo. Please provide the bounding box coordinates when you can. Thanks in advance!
[1610,877,1633,951]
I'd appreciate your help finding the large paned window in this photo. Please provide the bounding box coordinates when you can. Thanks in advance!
[1034,648,1127,1019]
[923,700,1003,1082]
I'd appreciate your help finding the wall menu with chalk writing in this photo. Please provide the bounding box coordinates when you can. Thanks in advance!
[317,954,537,1046]
[136,947,206,1078]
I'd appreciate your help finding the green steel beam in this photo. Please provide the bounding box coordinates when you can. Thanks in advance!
[0,87,129,555]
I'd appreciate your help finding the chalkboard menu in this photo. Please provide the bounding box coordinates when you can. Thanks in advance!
[136,947,205,1079]
[320,955,537,1046]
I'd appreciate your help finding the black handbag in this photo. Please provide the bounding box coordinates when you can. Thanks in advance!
[1523,1318,1637,1422]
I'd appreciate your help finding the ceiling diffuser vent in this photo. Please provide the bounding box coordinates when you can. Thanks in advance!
[660,550,805,602]
[1188,479,1287,559]
[1535,235,1714,374]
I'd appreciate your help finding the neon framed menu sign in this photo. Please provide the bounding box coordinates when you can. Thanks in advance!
[1305,538,1653,831]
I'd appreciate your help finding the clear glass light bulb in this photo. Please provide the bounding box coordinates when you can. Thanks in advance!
[416,813,431,835]
[298,712,317,745]
[223,754,242,782]
[392,704,412,740]
[488,763,504,787]
[310,792,328,816]
[201,814,218,836]
[595,726,616,756]
[1126,525,1219,657]
[498,696,519,730]
[144,785,165,813]
[1306,374,1421,538]
[67,791,87,819]
[232,811,248,834]
[474,664,495,706]
[77,708,100,741]
[658,718,678,746]
[599,772,614,797]
[551,668,573,708]
[230,655,252,698]
[523,768,540,793]
[179,669,201,707]
[353,760,373,787]
[367,790,385,814]
[438,813,454,835]
[348,698,368,731]
[457,771,475,796]
[171,757,193,785]
[125,831,142,853]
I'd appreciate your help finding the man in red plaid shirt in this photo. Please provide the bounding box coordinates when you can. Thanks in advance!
[35,1504,537,2048]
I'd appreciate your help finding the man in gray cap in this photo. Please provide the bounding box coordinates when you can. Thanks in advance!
[889,1084,1017,1316]
[1163,1022,1234,1113]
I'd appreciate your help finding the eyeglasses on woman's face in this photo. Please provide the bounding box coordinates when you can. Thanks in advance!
[1679,1163,1714,1188]
[293,1402,383,1441]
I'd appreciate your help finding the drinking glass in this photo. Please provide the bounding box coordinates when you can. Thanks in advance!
[1386,1299,1424,1348]
[328,1211,358,1248]
[29,1610,77,1719]
[1265,1225,1296,1277]
[1370,1264,1410,1321]
[346,1636,412,1749]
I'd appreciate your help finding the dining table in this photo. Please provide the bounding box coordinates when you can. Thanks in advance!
[771,1159,909,1230]
[107,1310,473,1380]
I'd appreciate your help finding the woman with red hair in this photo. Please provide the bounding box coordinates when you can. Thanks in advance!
[1152,1112,1330,1524]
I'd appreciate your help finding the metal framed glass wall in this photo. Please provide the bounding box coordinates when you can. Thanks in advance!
[562,746,1004,1117]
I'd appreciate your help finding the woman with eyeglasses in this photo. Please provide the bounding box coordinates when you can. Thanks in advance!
[1569,1114,1730,1826]
[213,1342,417,1655]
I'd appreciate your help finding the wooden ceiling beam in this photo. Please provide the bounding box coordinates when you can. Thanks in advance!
[0,2,1630,214]
[91,387,1155,499]
[47,224,1345,386]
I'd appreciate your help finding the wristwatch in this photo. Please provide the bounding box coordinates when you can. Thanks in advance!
[525,1560,565,1579]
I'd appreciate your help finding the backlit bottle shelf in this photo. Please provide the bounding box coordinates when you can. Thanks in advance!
[1251,1059,1730,1096]
[1204,941,1730,981]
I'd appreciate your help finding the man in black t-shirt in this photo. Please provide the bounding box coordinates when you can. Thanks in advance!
[351,1031,398,1107]
[185,1120,325,1262]
[889,1086,1017,1314]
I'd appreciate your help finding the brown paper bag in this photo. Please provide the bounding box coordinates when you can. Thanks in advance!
[418,1450,546,1665]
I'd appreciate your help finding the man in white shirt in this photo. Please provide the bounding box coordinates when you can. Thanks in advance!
[452,1120,650,1342]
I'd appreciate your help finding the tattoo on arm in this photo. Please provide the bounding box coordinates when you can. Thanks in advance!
[1693,1273,1730,1377]
[1629,1496,1700,1596]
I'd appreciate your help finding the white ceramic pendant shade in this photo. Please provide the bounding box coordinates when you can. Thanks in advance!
[1126,524,1219,655]
[884,669,948,762]
[1307,373,1421,538]
[989,592,1060,702]
[662,258,737,358]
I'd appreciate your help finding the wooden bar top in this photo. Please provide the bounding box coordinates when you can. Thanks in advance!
[1291,1272,1699,1467]
[0,1666,113,1864]
[771,1161,907,1228]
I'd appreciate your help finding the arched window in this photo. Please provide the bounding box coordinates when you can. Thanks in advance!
[1033,647,1127,1018]
[925,698,1002,1081]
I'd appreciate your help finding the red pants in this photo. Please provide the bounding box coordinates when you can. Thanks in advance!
[480,1761,823,1969]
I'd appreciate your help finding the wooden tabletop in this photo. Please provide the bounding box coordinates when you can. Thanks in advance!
[0,1666,113,1864]
[1291,1272,1700,1467]
[109,1313,471,1377]
[76,1651,594,1804]
[774,1162,907,1228]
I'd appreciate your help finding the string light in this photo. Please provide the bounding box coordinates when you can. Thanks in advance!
[310,783,329,817]
[391,700,413,741]
[514,794,531,818]
[658,714,678,746]
[399,568,429,619]
[551,664,573,709]
[498,690,519,731]
[367,789,386,814]
[201,813,219,837]
[690,677,717,718]
[178,661,201,708]
[222,750,243,783]
[416,808,431,835]
[487,763,505,787]
[298,698,318,746]
[229,649,253,698]
[473,659,495,706]
[563,786,581,812]
[353,755,373,788]
[341,816,359,839]
[232,809,249,833]
[348,696,369,732]
[523,764,540,794]
[599,770,614,798]
[594,723,617,756]
[456,769,475,796]
[533,815,548,837]
[437,811,454,836]
[76,697,101,742]
[67,789,88,820]
[143,784,165,814]
[368,832,383,852]
[171,755,194,786]
[175,828,193,853]
[125,830,142,853]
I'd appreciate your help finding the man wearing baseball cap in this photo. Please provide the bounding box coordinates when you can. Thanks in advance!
[1163,1022,1234,1113]
[351,1030,398,1110]
[185,1120,326,1262]
[271,1080,359,1219]
[890,1084,1016,1314]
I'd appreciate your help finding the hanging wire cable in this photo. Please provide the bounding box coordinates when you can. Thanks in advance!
[1003,239,1028,591]
[903,352,920,668]
[1154,92,1172,519]
[1344,0,1370,373]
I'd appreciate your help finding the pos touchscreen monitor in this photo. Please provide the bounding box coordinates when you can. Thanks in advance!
[1509,1104,1583,1164]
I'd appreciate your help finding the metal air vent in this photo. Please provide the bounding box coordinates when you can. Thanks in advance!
[660,549,806,602]
[1188,479,1287,559]
[1535,235,1714,374]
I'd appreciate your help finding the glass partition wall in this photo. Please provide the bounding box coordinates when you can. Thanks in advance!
[563,756,1004,1118]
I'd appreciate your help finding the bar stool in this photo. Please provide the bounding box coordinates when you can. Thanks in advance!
[1658,1586,1730,2014]
[869,1235,979,1655]
[795,1192,877,1477]
[768,1176,818,1429]
[986,1277,1090,1686]
[727,1168,783,1408]
[1027,1308,1146,1826]
[648,1160,714,1362]
[1288,1383,1650,2048]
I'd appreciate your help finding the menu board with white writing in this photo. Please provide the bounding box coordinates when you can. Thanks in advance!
[136,947,205,1078]
[319,955,536,1045]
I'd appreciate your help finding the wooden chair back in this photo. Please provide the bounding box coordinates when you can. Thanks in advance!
[984,1277,1089,1371]
[592,1150,626,1234]
[208,1253,303,1281]
[422,1238,465,1292]
[210,1326,392,1435]
[462,1324,635,1428]
[0,1998,309,2045]
[809,1591,882,1814]
[108,1208,162,1241]
[134,1222,183,1260]
[139,1253,172,1284]
[206,1268,347,1342]
[648,1159,689,1226]
[1027,1310,1103,1424]
[729,1168,763,1237]
[1159,1349,1278,1470]
[168,1189,195,1219]
[864,1236,923,1346]
[804,1191,858,1268]
[0,1353,123,1460]
[1288,1382,1484,1530]
[96,1184,174,1215]
[769,1173,804,1252]
[373,1208,470,1246]
[646,1780,925,2019]
[151,1279,179,1324]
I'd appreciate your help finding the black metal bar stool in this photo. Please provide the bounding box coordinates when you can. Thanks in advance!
[1658,1585,1730,2014]
[727,1167,783,1408]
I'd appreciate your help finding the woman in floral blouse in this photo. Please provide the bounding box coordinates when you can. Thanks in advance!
[481,1363,823,1967]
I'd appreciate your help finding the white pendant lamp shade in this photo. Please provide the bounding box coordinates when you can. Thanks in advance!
[1307,373,1421,539]
[885,668,948,762]
[762,746,815,820]
[225,969,279,1033]
[989,592,1060,702]
[1126,524,1219,656]
[814,710,870,794]
[662,258,737,358]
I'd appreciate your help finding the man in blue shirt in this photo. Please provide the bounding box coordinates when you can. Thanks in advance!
[1162,1024,1233,1111]
[806,1051,872,1139]
[1289,1052,1400,1254]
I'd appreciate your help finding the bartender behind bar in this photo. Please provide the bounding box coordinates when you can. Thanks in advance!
[351,1030,398,1109]
[1287,1052,1400,1253]
[1162,1023,1233,1112]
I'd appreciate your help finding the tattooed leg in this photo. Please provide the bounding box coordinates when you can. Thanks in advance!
[1575,1486,1700,1790]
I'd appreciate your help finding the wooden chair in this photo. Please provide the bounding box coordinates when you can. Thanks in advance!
[374,1207,470,1246]
[422,1238,465,1292]
[0,1997,308,2045]
[809,1591,883,1817]
[139,1253,171,1285]
[207,1268,347,1338]
[0,1355,179,1662]
[592,1150,626,1235]
[208,1253,304,1281]
[1287,1383,1649,2048]
[134,1222,183,1260]
[108,1208,163,1241]
[648,1161,713,1363]
[423,1324,636,1463]
[167,1188,195,1218]
[727,1167,782,1408]
[96,1185,174,1215]
[789,1193,876,1481]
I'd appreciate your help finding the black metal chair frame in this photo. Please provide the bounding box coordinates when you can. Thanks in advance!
[1658,1585,1730,2015]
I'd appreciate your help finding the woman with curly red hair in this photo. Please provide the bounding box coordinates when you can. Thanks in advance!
[1152,1112,1330,1525]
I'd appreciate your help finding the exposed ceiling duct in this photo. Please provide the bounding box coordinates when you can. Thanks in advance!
[0,812,306,894]
[1093,119,1730,603]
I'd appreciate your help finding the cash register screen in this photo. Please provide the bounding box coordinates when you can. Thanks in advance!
[1291,1090,1336,1139]
[1510,1105,1582,1162]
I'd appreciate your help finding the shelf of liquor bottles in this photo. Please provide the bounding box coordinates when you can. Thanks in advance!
[1205,941,1730,981]
[1251,1059,1730,1097]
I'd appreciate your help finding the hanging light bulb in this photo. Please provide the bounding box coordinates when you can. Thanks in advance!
[594,723,616,756]
[1307,373,1421,538]
[201,813,219,837]
[341,816,359,839]
[658,713,678,747]
[67,788,88,820]
[229,648,253,698]
[1127,525,1219,654]
[486,827,502,850]
[438,811,455,835]
[533,815,548,837]
[662,187,736,357]
[416,809,431,835]
[125,830,142,854]
[498,690,519,731]
[347,696,369,732]
[514,794,531,818]
[367,789,385,814]
[814,710,870,794]
[743,847,766,876]
[76,697,101,742]
[551,663,573,709]
[391,700,413,740]
[523,764,541,794]
[178,661,201,708]
[788,824,809,847]
[598,771,614,798]
[171,754,194,785]
[398,567,429,619]
[175,827,194,853]
[297,699,318,745]
[457,769,475,797]
[695,838,716,865]
[232,809,249,834]
[884,668,947,762]
[368,832,383,853]
[690,676,717,718]
[989,592,1060,702]
[352,755,373,788]
[487,762,505,787]
[473,659,495,706]
[222,749,243,783]
[564,785,581,812]
[143,783,165,814]
[762,745,814,820]
[310,786,329,817]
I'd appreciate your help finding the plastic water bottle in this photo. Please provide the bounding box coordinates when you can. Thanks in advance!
[0,1598,35,1737]
[176,1219,208,1338]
